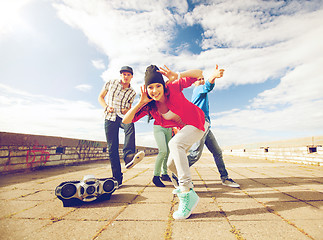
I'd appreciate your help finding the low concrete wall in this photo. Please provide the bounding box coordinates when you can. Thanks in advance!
[0,132,158,174]
[222,136,323,166]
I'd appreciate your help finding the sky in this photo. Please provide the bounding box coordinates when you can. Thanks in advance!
[1,0,323,148]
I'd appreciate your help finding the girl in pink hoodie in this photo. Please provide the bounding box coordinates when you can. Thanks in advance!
[123,65,208,219]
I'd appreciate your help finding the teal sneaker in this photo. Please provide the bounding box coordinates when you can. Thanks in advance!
[173,189,199,220]
[172,188,181,195]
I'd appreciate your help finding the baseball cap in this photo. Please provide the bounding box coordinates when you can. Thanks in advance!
[120,66,133,75]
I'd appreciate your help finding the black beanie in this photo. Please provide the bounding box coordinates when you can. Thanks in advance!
[145,65,165,89]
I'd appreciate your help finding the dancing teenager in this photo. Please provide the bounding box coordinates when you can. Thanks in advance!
[98,66,145,188]
[188,65,240,188]
[123,65,207,219]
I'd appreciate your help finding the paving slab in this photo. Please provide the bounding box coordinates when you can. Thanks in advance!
[0,153,322,240]
[95,220,168,240]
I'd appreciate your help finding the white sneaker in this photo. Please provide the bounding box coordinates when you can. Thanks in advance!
[125,151,145,169]
[222,178,240,188]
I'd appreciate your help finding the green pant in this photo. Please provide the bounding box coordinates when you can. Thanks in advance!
[153,125,172,176]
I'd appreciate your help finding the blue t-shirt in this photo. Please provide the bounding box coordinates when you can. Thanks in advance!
[191,80,215,121]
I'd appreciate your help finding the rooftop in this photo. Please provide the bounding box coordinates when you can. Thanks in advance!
[0,153,322,239]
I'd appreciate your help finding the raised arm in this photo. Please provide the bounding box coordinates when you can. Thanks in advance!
[158,65,203,82]
[122,86,152,124]
[208,64,224,84]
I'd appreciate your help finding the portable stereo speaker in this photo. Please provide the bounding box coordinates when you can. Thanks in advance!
[55,175,118,207]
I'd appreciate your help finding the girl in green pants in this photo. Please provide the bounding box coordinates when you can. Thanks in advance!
[152,125,172,187]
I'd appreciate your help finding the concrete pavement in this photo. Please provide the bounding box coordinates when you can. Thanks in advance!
[0,153,322,240]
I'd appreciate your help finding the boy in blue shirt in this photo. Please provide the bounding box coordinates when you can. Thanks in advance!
[188,65,239,188]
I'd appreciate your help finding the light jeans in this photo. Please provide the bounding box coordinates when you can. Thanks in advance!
[188,118,228,180]
[153,125,172,176]
[167,121,209,192]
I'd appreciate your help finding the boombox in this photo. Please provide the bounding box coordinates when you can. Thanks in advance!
[55,175,118,207]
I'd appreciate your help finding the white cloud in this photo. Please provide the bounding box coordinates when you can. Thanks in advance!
[177,4,323,89]
[213,98,323,147]
[211,61,323,145]
[53,0,188,93]
[182,1,323,146]
[75,84,92,92]
[52,0,323,147]
[186,0,323,49]
[0,0,35,36]
[0,84,105,141]
[2,0,323,148]
[53,1,175,66]
[250,58,323,108]
[0,83,155,147]
[92,59,105,70]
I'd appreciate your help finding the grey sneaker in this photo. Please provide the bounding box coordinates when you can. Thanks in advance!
[125,151,145,169]
[222,178,240,188]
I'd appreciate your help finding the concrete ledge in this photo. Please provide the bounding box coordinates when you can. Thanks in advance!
[223,136,323,166]
[0,132,158,174]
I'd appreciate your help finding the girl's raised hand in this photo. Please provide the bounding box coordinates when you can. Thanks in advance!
[140,85,153,104]
[158,65,177,81]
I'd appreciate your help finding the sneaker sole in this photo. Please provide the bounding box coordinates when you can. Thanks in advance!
[222,183,240,188]
[125,151,145,169]
[173,196,200,220]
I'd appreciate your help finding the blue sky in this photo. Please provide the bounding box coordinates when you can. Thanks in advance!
[1,0,323,147]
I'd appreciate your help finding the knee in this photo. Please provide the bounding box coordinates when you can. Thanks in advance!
[124,123,135,134]
[168,138,184,152]
[213,148,223,158]
[167,157,174,168]
[167,161,177,175]
[158,149,168,160]
[107,141,115,151]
